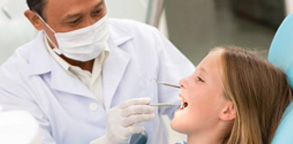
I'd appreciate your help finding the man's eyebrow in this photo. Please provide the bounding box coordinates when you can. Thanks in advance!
[63,1,104,20]
[93,1,104,9]
[64,13,82,20]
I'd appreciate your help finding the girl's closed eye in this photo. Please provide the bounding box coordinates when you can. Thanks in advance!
[197,76,205,82]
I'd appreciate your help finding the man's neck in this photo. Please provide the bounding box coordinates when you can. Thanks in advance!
[60,55,94,72]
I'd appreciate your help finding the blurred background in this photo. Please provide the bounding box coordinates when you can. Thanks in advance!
[0,0,291,65]
[166,0,285,64]
[0,0,291,143]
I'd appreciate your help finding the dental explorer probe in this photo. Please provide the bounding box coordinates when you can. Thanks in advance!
[150,79,181,106]
[150,104,180,106]
[152,79,181,89]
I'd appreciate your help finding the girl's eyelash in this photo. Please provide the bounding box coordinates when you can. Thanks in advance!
[197,76,205,82]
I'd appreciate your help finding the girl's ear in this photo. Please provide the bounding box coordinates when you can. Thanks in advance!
[219,102,236,121]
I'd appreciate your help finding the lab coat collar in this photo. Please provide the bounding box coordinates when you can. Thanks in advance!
[103,39,130,110]
[28,32,53,76]
[102,22,134,109]
[109,20,134,46]
[49,37,132,104]
[28,26,134,103]
[27,32,96,99]
[50,61,96,99]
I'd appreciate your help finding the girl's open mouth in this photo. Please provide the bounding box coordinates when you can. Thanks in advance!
[179,95,188,110]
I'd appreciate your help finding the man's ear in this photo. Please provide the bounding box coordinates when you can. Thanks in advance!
[24,10,43,31]
[219,102,236,121]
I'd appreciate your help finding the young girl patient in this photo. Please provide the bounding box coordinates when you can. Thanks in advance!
[171,46,292,144]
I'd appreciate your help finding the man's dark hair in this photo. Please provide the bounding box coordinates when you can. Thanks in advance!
[26,0,47,17]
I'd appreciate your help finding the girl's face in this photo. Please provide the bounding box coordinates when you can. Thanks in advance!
[171,50,233,135]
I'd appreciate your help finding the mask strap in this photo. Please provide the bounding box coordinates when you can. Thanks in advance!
[35,12,56,34]
[44,34,62,55]
[35,12,62,55]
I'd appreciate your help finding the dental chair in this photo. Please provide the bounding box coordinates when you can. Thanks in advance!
[268,13,293,144]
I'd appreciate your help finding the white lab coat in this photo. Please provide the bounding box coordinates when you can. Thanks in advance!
[0,19,194,144]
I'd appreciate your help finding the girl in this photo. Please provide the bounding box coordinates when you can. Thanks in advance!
[172,46,292,144]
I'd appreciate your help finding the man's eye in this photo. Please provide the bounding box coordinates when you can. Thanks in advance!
[93,10,102,15]
[197,76,205,82]
[68,19,80,25]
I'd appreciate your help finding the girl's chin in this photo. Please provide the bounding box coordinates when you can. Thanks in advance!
[171,112,193,134]
[170,116,185,133]
[170,121,188,134]
[170,120,180,131]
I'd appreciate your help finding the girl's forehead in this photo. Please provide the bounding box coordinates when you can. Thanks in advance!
[198,50,224,72]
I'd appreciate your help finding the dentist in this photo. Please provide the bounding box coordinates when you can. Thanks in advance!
[0,0,194,144]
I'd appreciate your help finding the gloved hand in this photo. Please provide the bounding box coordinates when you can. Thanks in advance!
[91,98,155,144]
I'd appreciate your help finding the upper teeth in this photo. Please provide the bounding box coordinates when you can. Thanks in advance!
[179,96,188,108]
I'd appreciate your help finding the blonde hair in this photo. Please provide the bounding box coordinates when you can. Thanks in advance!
[214,46,292,144]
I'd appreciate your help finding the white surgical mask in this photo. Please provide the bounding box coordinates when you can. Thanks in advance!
[37,13,109,62]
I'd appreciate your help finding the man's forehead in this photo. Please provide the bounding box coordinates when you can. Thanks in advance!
[45,0,103,16]
[47,0,103,6]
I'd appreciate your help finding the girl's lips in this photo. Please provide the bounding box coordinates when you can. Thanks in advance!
[179,94,188,110]
[175,102,187,114]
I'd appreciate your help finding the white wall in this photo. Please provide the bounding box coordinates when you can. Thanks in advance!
[105,0,169,37]
[1,0,150,64]
[105,0,149,22]
[0,0,168,64]
[0,0,37,64]
[285,0,293,15]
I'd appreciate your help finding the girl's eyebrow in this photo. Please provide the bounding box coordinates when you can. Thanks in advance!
[198,67,208,76]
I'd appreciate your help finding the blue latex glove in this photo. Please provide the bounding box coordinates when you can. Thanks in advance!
[268,13,293,144]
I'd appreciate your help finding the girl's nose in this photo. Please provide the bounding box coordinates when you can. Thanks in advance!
[179,78,187,89]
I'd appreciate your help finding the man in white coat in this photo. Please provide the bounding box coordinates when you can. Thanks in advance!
[0,0,194,143]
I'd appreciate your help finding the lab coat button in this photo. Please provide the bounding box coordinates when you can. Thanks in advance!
[89,103,98,111]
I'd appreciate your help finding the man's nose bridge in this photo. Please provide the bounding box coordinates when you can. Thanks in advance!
[83,15,97,28]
